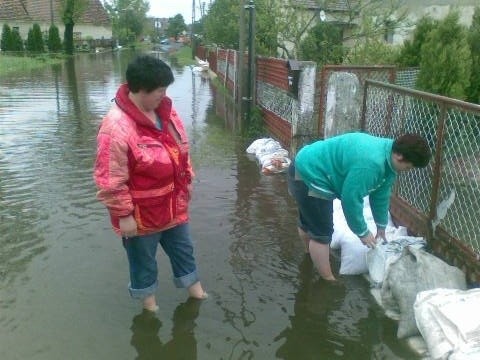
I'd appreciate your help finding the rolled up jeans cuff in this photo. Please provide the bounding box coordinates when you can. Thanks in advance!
[128,279,158,299]
[173,270,199,288]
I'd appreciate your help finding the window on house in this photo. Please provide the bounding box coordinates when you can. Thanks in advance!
[12,26,19,32]
[73,32,82,40]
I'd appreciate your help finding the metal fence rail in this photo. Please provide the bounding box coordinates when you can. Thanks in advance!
[362,80,480,282]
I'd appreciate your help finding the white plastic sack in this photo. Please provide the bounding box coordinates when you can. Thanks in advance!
[249,138,283,158]
[246,138,274,154]
[366,235,426,288]
[246,138,291,175]
[381,247,467,339]
[414,288,480,360]
[261,155,291,175]
[331,199,374,275]
[331,197,410,276]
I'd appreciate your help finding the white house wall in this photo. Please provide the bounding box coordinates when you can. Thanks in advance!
[0,22,111,41]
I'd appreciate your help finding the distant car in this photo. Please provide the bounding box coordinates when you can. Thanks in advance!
[160,39,169,45]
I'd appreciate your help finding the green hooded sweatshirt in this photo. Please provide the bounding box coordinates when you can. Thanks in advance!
[295,132,397,237]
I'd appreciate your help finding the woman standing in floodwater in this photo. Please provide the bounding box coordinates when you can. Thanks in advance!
[94,55,207,312]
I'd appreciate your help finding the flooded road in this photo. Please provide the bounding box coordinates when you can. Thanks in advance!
[0,50,418,359]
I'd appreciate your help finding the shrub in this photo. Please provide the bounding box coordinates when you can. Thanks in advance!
[26,23,44,52]
[1,24,12,51]
[47,24,62,52]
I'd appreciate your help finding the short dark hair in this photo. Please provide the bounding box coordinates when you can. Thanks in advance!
[392,133,431,167]
[126,55,174,93]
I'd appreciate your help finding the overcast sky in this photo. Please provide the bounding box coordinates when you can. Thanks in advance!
[147,0,202,23]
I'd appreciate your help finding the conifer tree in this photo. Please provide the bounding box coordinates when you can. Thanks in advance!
[26,23,45,52]
[48,24,63,52]
[467,7,480,104]
[10,29,24,52]
[417,12,471,100]
[1,24,12,51]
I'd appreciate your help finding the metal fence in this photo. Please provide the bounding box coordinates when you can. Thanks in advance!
[362,80,480,282]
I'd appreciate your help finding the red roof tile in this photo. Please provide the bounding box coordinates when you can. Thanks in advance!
[0,0,110,25]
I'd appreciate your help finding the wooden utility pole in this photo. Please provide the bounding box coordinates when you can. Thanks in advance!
[245,0,255,126]
[237,1,246,127]
[191,0,196,59]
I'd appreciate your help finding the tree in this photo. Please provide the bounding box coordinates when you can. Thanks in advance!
[253,0,281,56]
[467,7,480,104]
[271,0,323,59]
[417,12,471,100]
[344,39,399,65]
[48,24,63,52]
[1,24,23,52]
[299,21,343,65]
[104,0,150,45]
[1,24,12,51]
[202,0,282,55]
[167,14,187,40]
[10,29,24,52]
[323,0,409,44]
[203,0,239,49]
[26,23,45,52]
[61,0,88,55]
[396,16,437,67]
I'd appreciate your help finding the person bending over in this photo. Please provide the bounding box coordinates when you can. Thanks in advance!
[287,132,431,281]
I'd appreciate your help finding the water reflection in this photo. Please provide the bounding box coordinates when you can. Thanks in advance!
[130,298,202,360]
[274,257,368,359]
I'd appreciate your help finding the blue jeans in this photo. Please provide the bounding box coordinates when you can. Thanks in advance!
[122,223,200,299]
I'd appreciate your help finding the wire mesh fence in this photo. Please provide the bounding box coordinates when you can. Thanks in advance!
[363,80,480,280]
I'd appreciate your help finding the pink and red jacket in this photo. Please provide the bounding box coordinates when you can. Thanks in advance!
[94,84,194,235]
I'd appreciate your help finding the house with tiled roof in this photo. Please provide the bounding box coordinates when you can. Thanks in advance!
[279,0,477,57]
[279,0,360,57]
[0,0,111,44]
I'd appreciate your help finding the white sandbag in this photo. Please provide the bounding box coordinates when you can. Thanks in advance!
[246,138,273,154]
[330,200,344,250]
[366,236,426,288]
[246,138,291,175]
[257,149,289,165]
[261,155,291,175]
[251,138,283,158]
[381,247,467,339]
[338,237,369,275]
[331,197,405,276]
[414,288,480,360]
[332,198,373,275]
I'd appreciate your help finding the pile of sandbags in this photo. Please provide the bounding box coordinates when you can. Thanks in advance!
[329,196,475,359]
[329,197,425,279]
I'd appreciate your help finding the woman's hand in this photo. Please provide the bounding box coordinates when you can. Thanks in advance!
[119,215,138,237]
[376,228,387,244]
[359,232,377,249]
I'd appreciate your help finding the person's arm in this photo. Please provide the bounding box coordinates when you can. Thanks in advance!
[94,131,134,220]
[340,168,376,238]
[369,178,395,233]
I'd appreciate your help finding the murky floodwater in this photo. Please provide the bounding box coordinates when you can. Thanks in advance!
[0,50,419,359]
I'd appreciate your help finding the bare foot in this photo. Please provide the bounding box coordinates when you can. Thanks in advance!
[143,294,159,312]
[187,281,208,299]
